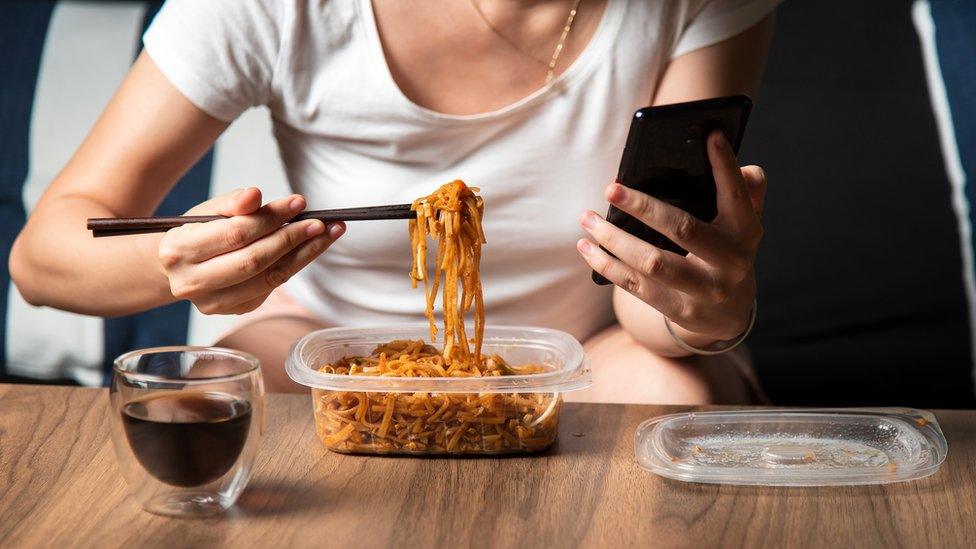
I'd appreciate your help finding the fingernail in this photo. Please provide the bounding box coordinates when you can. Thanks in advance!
[305,220,325,237]
[580,211,598,230]
[577,239,593,255]
[328,223,345,238]
[289,196,305,212]
[714,131,727,150]
[607,183,626,203]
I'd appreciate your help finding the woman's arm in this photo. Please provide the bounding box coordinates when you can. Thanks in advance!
[579,14,774,357]
[11,53,223,315]
[10,53,343,317]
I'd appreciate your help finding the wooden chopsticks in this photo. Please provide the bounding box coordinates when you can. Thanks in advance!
[87,204,415,238]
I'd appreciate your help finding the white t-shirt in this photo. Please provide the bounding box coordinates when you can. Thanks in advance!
[144,0,779,341]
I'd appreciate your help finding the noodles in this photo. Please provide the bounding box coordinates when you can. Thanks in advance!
[312,340,559,454]
[313,180,559,455]
[313,390,559,454]
[408,179,486,362]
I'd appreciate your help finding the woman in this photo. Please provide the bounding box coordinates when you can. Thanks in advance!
[10,0,775,401]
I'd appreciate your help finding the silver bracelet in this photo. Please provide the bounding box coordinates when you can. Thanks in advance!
[664,300,757,356]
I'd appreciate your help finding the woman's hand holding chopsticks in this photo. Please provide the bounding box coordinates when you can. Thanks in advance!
[159,187,344,315]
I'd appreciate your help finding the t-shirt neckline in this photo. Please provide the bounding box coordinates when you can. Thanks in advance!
[357,0,626,124]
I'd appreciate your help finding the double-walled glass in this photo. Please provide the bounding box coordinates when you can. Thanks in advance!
[109,347,265,517]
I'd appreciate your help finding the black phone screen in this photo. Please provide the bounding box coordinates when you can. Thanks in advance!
[592,95,752,285]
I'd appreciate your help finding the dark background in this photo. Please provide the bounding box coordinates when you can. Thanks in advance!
[741,0,974,407]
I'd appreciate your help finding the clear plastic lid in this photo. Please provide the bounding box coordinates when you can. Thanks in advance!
[635,408,948,486]
[286,325,591,393]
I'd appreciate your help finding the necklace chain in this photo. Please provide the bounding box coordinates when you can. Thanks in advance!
[470,0,583,84]
[546,0,581,83]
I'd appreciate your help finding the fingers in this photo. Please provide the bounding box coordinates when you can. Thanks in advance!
[162,188,347,315]
[579,210,710,294]
[167,194,307,262]
[195,218,332,290]
[195,225,344,314]
[708,131,754,226]
[185,187,263,216]
[740,165,767,219]
[605,183,730,265]
[708,132,766,250]
[576,238,684,318]
[583,138,767,344]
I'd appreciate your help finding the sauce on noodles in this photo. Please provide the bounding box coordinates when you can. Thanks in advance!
[409,179,486,364]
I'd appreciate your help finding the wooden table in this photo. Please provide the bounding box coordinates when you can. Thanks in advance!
[1,385,974,548]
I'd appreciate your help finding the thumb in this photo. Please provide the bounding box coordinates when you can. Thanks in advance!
[185,187,263,216]
[740,166,767,219]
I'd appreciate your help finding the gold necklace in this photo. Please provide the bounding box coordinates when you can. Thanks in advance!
[470,0,583,84]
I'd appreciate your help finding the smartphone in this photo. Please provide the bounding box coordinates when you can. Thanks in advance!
[592,95,752,285]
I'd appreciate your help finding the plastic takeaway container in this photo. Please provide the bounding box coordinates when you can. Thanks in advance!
[287,325,592,455]
[636,408,948,486]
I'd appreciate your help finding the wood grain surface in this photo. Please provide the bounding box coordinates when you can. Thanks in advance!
[1,384,974,548]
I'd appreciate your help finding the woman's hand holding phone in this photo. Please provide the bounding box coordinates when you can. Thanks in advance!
[577,130,766,345]
[157,188,345,315]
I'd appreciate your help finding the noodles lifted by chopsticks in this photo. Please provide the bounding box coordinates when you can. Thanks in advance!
[409,179,486,363]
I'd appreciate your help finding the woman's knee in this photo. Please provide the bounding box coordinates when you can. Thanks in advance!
[216,316,326,393]
[569,325,751,405]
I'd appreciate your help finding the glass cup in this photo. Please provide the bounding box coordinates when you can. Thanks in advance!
[109,347,265,518]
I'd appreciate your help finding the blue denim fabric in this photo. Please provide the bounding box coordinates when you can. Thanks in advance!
[0,2,55,378]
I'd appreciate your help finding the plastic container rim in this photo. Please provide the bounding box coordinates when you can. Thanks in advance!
[286,324,592,393]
